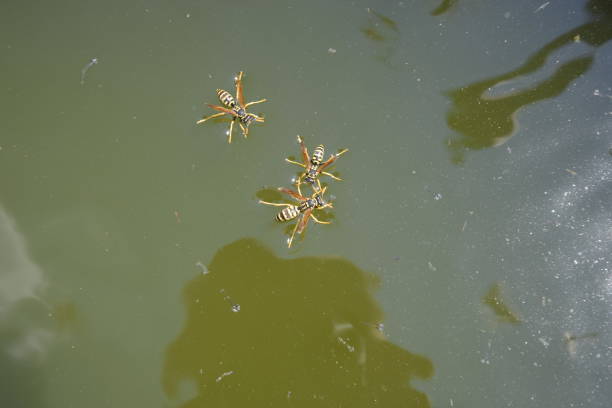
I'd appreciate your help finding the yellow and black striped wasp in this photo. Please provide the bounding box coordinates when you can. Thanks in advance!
[285,135,348,194]
[259,186,333,248]
[196,71,266,143]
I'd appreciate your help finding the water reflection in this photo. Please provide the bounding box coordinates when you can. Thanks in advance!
[430,0,458,16]
[444,0,612,163]
[0,206,49,407]
[563,332,599,358]
[361,9,400,66]
[163,238,433,407]
[482,284,520,324]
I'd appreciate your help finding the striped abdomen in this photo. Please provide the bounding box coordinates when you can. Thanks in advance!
[311,145,325,165]
[276,206,300,222]
[216,89,236,108]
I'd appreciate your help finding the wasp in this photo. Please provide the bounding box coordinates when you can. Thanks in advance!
[259,186,333,248]
[196,71,266,143]
[285,135,348,195]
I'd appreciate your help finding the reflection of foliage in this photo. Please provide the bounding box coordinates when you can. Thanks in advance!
[361,9,400,66]
[482,284,520,324]
[445,0,612,164]
[52,302,78,333]
[431,0,458,16]
[446,56,593,164]
[163,239,433,407]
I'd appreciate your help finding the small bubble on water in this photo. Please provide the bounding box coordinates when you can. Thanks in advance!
[231,304,241,313]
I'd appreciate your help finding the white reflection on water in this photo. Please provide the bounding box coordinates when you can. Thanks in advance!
[0,205,53,361]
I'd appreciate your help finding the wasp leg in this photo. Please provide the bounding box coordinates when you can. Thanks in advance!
[227,119,235,143]
[335,148,349,157]
[239,123,248,138]
[244,98,267,108]
[310,214,331,225]
[296,177,306,197]
[258,200,293,207]
[285,159,307,168]
[287,220,300,248]
[321,171,343,181]
[196,111,225,124]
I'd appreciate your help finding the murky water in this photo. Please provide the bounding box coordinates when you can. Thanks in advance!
[1,0,611,407]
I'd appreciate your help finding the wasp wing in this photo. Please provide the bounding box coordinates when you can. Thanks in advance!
[297,135,310,165]
[234,71,245,107]
[297,208,312,234]
[207,104,238,117]
[318,149,348,172]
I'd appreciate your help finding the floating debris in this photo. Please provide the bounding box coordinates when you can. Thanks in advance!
[534,2,550,13]
[594,89,612,99]
[80,57,98,85]
[327,47,337,55]
[215,370,234,383]
[565,168,577,175]
[337,336,355,352]
[538,337,550,348]
[220,288,240,312]
[195,261,209,275]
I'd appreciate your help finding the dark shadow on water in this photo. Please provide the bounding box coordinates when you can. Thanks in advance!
[443,0,612,164]
[162,238,433,407]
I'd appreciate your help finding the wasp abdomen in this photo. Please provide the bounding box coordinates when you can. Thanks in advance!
[311,145,325,165]
[216,89,236,108]
[276,206,299,222]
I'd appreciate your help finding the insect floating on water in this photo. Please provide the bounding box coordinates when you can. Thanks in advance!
[196,71,266,143]
[259,186,333,248]
[285,135,348,194]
